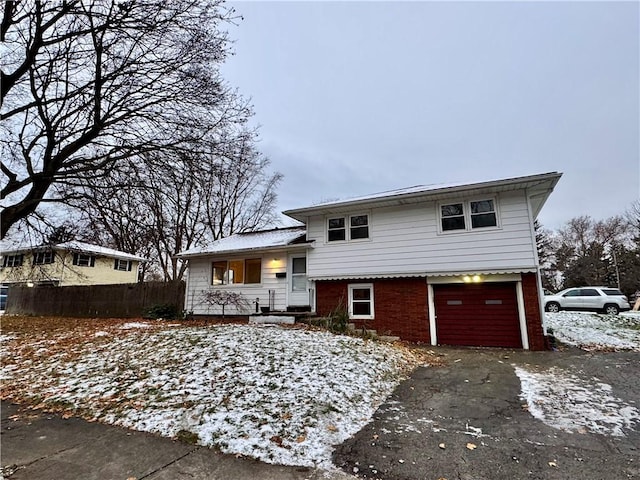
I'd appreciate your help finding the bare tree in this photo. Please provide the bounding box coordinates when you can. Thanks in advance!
[1,0,243,238]
[70,127,282,281]
[201,289,250,318]
[201,129,283,240]
[535,220,560,291]
[555,215,632,289]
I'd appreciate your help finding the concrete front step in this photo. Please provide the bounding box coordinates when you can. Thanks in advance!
[249,315,295,325]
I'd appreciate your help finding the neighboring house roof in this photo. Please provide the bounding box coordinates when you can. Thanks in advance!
[0,240,146,262]
[176,227,309,258]
[283,172,562,222]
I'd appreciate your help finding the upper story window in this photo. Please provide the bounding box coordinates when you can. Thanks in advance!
[328,218,346,242]
[350,215,369,240]
[212,258,261,285]
[440,199,498,233]
[73,253,95,267]
[327,214,370,242]
[34,250,54,265]
[2,254,24,267]
[441,203,465,231]
[470,200,497,228]
[114,259,132,271]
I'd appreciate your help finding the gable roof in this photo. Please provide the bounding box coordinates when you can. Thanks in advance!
[0,240,146,262]
[283,172,562,221]
[175,226,309,258]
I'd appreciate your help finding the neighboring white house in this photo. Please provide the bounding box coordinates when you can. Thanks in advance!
[176,171,562,350]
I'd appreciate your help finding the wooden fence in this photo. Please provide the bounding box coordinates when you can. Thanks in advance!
[5,281,185,318]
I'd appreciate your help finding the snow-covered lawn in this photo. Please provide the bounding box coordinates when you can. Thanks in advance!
[544,311,640,351]
[0,320,428,469]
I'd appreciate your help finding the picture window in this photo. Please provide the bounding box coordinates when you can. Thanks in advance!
[212,259,262,285]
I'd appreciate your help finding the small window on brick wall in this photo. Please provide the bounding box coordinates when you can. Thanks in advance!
[348,283,374,319]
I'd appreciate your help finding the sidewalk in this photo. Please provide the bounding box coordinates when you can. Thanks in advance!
[1,402,354,480]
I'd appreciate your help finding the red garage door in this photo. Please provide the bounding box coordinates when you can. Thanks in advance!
[434,283,522,348]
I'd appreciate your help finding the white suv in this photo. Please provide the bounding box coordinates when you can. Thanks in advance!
[544,287,631,315]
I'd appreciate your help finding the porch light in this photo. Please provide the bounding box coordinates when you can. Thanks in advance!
[462,275,483,283]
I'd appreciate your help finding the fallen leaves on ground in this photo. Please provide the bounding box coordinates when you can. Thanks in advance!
[0,315,435,468]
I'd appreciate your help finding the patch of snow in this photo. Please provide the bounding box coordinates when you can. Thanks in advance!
[514,365,640,437]
[3,324,418,469]
[119,322,152,330]
[177,227,306,257]
[544,312,640,351]
[94,331,109,337]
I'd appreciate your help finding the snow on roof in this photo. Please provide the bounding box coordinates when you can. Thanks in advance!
[176,227,308,257]
[284,172,562,220]
[56,241,147,261]
[0,240,146,262]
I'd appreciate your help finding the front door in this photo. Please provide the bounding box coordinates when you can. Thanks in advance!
[288,255,308,306]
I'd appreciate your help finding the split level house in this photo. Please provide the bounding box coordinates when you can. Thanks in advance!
[176,172,562,350]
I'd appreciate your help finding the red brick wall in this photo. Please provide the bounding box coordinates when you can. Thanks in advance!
[315,278,430,343]
[521,272,546,350]
[316,275,545,349]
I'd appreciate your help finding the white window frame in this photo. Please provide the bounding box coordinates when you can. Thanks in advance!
[114,259,131,271]
[438,197,500,234]
[326,213,370,243]
[469,198,498,229]
[327,217,347,242]
[290,256,307,292]
[3,254,24,267]
[73,253,95,267]
[348,283,374,320]
[34,250,54,265]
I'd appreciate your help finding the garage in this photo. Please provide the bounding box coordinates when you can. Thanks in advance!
[433,282,522,348]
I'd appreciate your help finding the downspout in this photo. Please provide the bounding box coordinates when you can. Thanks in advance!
[526,190,548,335]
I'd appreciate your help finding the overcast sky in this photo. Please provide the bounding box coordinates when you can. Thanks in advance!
[221,1,639,230]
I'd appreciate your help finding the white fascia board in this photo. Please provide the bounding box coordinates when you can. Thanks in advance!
[284,172,562,222]
[176,242,313,260]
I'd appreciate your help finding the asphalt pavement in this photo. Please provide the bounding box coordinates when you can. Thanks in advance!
[333,346,640,480]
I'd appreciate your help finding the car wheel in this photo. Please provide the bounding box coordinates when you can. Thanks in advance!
[545,302,560,313]
[603,304,619,315]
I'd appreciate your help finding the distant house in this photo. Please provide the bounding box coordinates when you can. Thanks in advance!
[0,241,146,289]
[176,172,562,350]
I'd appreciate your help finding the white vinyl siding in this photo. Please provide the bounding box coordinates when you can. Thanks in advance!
[306,191,536,278]
[187,255,287,315]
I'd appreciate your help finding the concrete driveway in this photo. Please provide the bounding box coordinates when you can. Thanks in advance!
[333,346,640,480]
